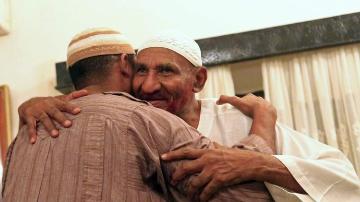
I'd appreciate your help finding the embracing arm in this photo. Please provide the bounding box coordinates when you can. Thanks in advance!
[17,90,88,143]
[217,94,277,153]
[161,94,306,201]
[162,144,306,201]
[131,106,275,201]
[217,94,306,193]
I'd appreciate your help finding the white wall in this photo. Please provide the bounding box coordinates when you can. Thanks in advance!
[0,0,10,35]
[1,0,360,137]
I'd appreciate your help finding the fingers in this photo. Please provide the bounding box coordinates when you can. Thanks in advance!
[40,97,79,128]
[37,112,59,137]
[64,89,89,101]
[216,95,249,116]
[161,148,205,161]
[18,118,25,130]
[199,179,220,202]
[52,98,81,124]
[18,96,80,143]
[172,159,204,184]
[216,94,260,117]
[31,98,71,130]
[216,95,232,105]
[53,97,81,115]
[25,116,37,144]
[187,170,212,199]
[216,95,246,108]
[47,107,72,128]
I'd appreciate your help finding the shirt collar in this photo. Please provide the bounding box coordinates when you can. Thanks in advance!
[103,91,150,105]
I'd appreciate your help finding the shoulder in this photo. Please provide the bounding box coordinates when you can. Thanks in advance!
[69,93,149,118]
[130,104,188,127]
[129,104,200,138]
[128,105,203,153]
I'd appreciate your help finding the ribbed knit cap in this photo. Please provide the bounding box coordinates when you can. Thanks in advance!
[67,27,135,67]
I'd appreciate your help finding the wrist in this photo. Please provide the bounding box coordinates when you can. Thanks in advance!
[245,152,306,193]
[251,154,283,182]
[247,152,273,182]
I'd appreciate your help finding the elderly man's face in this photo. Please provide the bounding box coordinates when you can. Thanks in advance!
[132,47,196,115]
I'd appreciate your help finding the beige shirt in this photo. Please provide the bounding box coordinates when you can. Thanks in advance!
[2,92,273,202]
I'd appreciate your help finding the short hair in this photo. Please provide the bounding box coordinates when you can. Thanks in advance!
[68,54,135,90]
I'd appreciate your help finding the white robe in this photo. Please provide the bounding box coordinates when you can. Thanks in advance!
[197,98,360,202]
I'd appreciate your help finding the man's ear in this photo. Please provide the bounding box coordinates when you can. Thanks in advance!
[193,67,207,93]
[119,54,132,78]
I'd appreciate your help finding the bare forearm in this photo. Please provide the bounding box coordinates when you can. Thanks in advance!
[233,137,304,193]
[249,111,276,153]
[254,154,306,194]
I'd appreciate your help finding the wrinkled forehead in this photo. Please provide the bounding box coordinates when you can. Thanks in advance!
[136,47,195,68]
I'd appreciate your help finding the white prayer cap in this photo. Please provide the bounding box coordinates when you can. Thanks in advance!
[67,27,135,67]
[138,31,202,67]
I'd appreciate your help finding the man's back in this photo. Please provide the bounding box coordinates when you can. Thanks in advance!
[2,93,170,201]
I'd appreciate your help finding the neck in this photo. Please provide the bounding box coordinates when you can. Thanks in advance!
[177,99,202,128]
[79,69,131,94]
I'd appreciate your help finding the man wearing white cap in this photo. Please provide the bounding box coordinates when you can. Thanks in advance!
[3,28,281,201]
[132,31,360,202]
[16,30,360,202]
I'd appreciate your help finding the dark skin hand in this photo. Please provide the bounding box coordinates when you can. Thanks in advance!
[217,94,277,153]
[18,89,88,143]
[162,146,305,201]
[161,94,305,201]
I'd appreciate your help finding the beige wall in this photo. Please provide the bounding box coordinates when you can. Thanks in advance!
[1,0,360,138]
[231,60,263,95]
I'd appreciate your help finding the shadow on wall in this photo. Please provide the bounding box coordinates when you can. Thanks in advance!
[55,62,74,94]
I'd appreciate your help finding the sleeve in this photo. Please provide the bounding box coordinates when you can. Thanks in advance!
[127,106,209,201]
[268,122,360,202]
[234,114,360,201]
[233,134,274,155]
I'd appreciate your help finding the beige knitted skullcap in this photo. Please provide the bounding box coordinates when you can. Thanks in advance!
[67,27,135,67]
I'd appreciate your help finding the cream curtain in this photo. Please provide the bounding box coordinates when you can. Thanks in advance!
[262,44,360,173]
[196,64,235,99]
